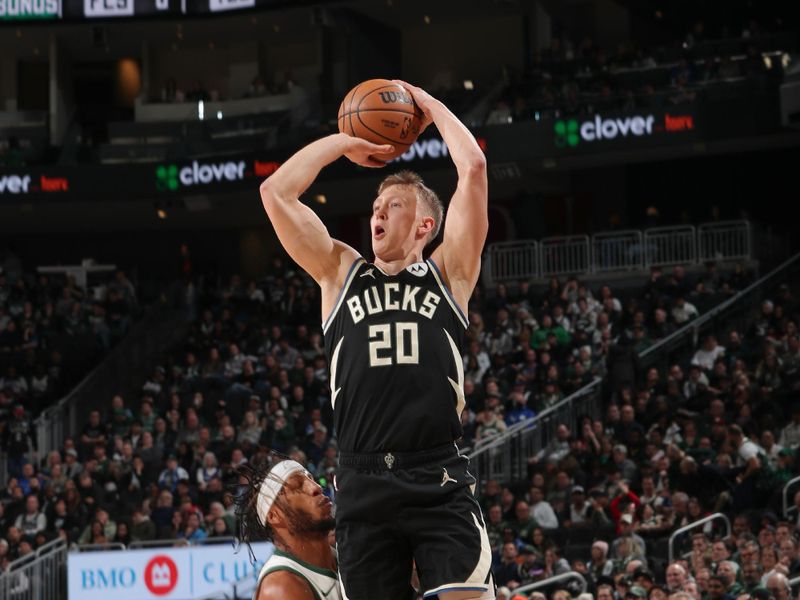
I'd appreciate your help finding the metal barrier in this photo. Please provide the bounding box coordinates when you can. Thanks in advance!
[591,230,644,273]
[469,378,602,490]
[668,513,731,564]
[127,538,190,549]
[73,542,126,552]
[488,240,539,282]
[644,225,696,268]
[484,219,753,283]
[0,537,67,600]
[540,235,590,277]
[699,220,751,262]
[196,536,238,546]
[513,571,588,596]
[783,475,800,518]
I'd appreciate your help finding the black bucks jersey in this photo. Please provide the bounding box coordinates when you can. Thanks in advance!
[323,257,468,453]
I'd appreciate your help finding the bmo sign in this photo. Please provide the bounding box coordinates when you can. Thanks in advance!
[68,542,274,599]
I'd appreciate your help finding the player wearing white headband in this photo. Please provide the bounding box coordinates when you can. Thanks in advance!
[234,459,340,600]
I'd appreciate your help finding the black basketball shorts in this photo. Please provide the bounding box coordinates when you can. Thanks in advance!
[334,444,494,600]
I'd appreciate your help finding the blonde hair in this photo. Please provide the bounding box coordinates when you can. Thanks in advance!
[377,170,443,246]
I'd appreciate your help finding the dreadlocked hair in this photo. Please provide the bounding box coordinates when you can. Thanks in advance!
[231,452,291,562]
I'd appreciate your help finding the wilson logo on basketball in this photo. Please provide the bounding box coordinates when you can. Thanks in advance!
[378,91,413,105]
[144,555,178,596]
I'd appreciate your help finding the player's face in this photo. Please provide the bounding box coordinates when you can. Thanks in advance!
[370,185,420,260]
[279,471,334,534]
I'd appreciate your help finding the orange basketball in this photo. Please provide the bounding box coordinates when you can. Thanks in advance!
[337,79,423,161]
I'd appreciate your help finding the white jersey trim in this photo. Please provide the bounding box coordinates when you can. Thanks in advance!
[257,550,341,600]
[426,259,469,329]
[322,257,365,334]
[329,336,344,410]
[422,512,493,597]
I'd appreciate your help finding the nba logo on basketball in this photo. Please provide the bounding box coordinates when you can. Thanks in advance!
[144,555,178,596]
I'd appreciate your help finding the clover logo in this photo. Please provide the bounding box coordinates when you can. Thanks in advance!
[554,119,580,148]
[156,164,179,191]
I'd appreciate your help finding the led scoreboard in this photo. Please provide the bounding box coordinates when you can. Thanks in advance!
[0,0,268,21]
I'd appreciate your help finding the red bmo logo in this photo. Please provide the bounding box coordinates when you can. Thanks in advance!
[144,555,178,596]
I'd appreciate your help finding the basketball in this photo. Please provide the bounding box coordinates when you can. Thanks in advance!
[337,79,423,161]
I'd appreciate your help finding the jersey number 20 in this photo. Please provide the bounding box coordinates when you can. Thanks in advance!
[368,322,419,367]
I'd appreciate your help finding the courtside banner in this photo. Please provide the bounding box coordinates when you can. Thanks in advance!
[67,542,274,600]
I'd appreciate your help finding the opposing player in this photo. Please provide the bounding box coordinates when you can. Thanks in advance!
[259,80,493,600]
[235,459,340,599]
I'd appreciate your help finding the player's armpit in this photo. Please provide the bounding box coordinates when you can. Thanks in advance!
[257,571,318,600]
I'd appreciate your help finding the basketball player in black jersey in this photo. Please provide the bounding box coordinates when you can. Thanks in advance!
[259,80,493,600]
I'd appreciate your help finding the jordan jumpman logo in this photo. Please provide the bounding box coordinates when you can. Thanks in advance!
[440,468,458,486]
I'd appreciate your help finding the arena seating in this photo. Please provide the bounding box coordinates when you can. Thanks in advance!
[5,245,797,600]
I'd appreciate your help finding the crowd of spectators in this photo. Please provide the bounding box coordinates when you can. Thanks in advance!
[3,251,800,600]
[0,258,139,481]
[479,271,800,600]
[486,19,788,126]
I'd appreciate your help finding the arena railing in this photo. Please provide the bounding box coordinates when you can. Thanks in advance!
[512,571,588,596]
[790,575,800,594]
[0,537,67,600]
[126,538,191,550]
[698,220,751,263]
[125,537,236,550]
[486,219,752,283]
[643,225,697,268]
[73,542,127,552]
[486,240,540,281]
[782,475,800,519]
[592,230,645,274]
[540,235,591,277]
[468,378,603,490]
[668,513,731,564]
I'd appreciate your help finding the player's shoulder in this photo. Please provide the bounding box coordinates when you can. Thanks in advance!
[257,569,317,600]
[320,241,363,289]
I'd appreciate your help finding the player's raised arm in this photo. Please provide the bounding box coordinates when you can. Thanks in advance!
[394,81,488,309]
[259,133,394,285]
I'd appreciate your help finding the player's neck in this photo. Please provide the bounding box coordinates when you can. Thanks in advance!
[373,252,424,276]
[278,535,336,572]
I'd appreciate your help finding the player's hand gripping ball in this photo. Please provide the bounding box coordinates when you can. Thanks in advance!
[338,79,424,162]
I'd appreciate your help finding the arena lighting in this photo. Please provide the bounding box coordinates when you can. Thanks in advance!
[463,80,474,90]
[157,209,168,219]
[198,100,204,120]
[216,111,223,120]
[314,194,327,204]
